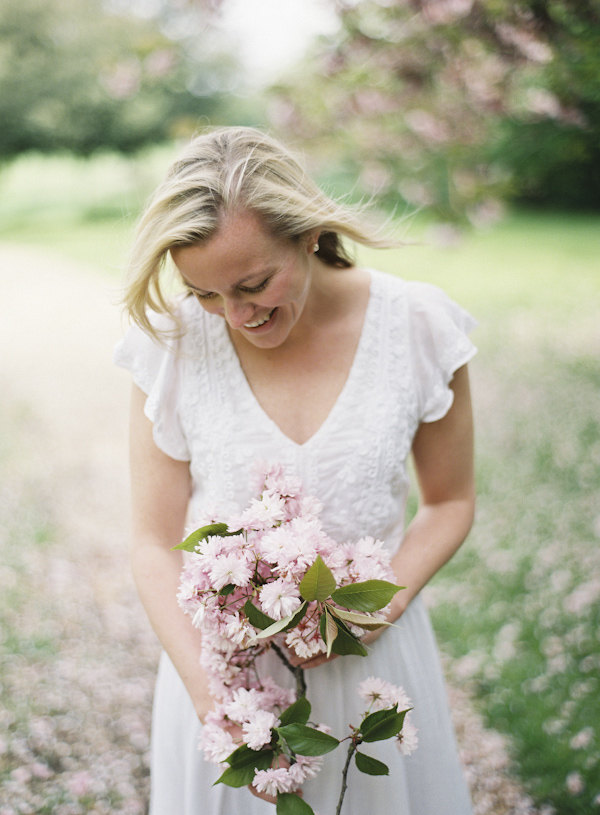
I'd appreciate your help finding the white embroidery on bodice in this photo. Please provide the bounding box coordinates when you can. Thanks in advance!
[178,270,416,549]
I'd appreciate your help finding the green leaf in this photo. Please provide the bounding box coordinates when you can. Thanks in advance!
[215,748,274,787]
[276,723,340,756]
[327,604,389,630]
[299,555,337,602]
[329,619,368,657]
[224,743,259,768]
[354,752,389,776]
[219,583,236,597]
[276,792,315,815]
[319,608,338,658]
[330,580,403,613]
[244,599,276,630]
[360,707,408,743]
[282,601,308,631]
[278,696,311,727]
[171,523,240,551]
[359,706,397,735]
[256,604,307,639]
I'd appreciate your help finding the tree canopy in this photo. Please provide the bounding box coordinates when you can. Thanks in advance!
[0,0,232,158]
[271,0,600,219]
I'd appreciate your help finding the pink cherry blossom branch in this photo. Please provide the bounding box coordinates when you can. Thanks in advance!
[270,642,306,698]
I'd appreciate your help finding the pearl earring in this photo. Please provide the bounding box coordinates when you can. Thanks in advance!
[312,243,319,252]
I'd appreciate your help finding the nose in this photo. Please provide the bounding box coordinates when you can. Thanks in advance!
[222,298,254,329]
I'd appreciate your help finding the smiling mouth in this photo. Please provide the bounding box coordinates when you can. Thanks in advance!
[244,309,275,329]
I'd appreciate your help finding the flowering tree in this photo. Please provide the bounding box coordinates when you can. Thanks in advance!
[0,0,232,159]
[269,0,600,220]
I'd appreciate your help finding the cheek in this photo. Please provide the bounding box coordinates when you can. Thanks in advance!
[196,296,223,315]
[268,268,308,306]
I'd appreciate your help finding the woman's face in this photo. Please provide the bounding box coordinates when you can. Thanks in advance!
[171,210,319,350]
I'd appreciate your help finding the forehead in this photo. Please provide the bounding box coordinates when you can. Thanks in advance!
[171,211,296,290]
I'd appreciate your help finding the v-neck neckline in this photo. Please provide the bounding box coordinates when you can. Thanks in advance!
[216,269,379,449]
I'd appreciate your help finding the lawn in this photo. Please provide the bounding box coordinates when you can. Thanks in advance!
[1,151,599,813]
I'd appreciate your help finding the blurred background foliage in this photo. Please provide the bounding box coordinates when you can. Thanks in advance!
[0,0,242,158]
[0,0,598,221]
[271,0,600,221]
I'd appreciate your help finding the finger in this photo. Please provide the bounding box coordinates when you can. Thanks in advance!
[286,654,303,667]
[248,784,277,804]
[299,653,339,669]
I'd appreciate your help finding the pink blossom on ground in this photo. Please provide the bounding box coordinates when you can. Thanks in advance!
[570,727,594,750]
[67,770,93,798]
[30,763,53,779]
[10,766,32,785]
[566,771,584,795]
[564,578,600,615]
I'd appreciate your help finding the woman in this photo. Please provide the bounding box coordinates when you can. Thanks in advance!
[115,126,476,814]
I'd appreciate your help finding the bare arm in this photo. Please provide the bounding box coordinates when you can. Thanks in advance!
[382,362,475,623]
[129,383,214,721]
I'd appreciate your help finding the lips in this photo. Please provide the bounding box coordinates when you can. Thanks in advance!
[244,309,275,329]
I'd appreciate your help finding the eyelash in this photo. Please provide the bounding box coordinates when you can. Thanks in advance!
[191,278,270,300]
[243,279,270,294]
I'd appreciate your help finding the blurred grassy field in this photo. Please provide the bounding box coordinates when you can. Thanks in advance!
[0,148,173,275]
[1,151,599,813]
[361,217,600,813]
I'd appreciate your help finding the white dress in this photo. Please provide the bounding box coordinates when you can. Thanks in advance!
[114,269,477,815]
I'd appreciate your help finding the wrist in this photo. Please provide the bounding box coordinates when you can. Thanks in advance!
[193,694,216,724]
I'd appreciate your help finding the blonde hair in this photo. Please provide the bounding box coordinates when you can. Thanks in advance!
[124,126,392,339]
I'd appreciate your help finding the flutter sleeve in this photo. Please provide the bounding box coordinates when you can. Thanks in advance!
[406,281,477,423]
[113,319,190,461]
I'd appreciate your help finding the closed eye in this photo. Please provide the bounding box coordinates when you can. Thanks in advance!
[189,289,217,301]
[187,275,272,301]
[239,276,271,294]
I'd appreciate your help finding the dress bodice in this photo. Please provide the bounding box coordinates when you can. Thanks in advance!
[114,270,476,552]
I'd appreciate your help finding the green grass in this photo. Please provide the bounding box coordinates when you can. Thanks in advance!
[0,147,173,274]
[357,209,600,320]
[1,151,600,812]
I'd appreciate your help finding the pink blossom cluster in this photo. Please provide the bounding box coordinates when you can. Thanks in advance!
[357,676,419,756]
[177,462,396,697]
[199,681,325,795]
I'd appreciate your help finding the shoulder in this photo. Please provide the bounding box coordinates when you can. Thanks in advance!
[366,269,469,324]
[368,271,475,333]
[114,293,207,378]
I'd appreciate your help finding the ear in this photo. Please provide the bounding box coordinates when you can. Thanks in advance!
[306,230,321,254]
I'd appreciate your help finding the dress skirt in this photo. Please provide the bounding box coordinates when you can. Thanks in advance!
[149,596,472,815]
